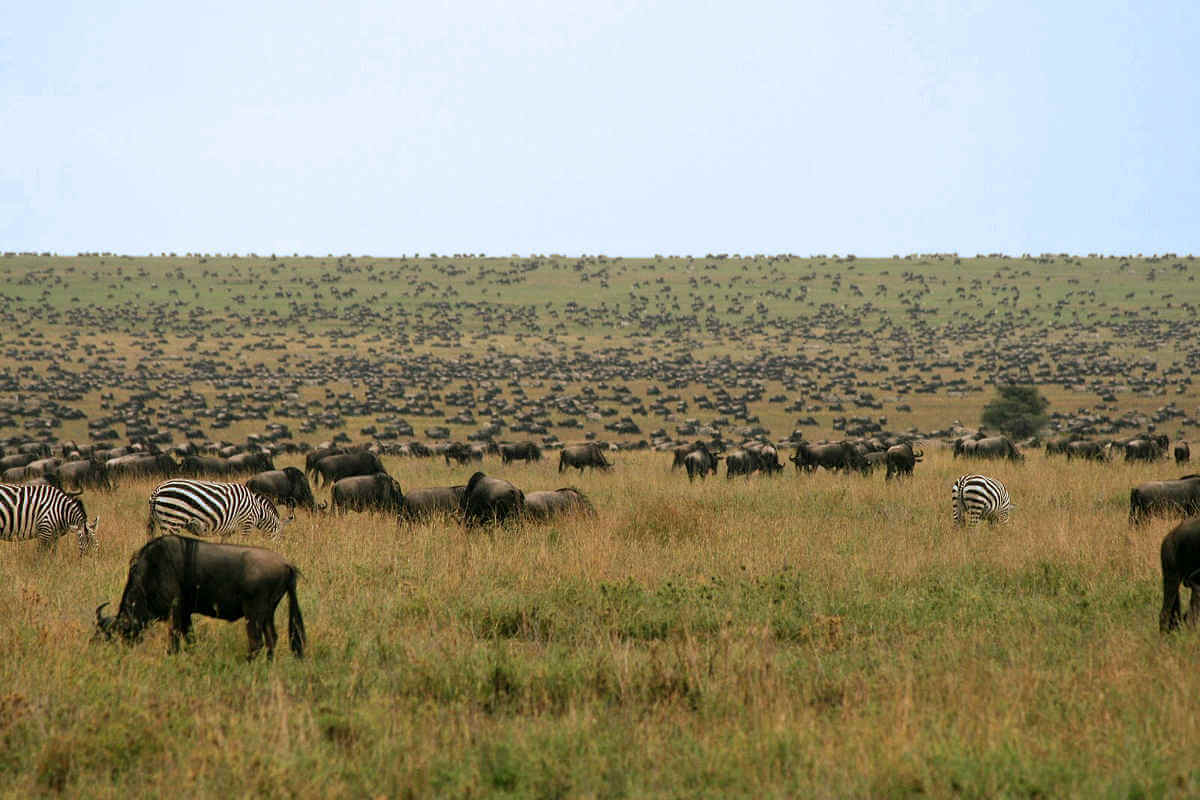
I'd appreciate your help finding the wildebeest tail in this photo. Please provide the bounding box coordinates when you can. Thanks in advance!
[287,567,306,657]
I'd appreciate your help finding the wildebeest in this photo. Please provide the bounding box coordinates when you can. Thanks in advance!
[58,459,113,491]
[954,436,1023,462]
[331,472,404,514]
[245,467,320,511]
[1160,517,1200,632]
[725,448,758,479]
[1044,436,1076,456]
[305,446,343,478]
[1177,442,1191,466]
[107,453,178,481]
[498,441,542,464]
[558,442,612,473]
[683,446,722,481]
[95,535,305,658]
[523,487,594,521]
[461,471,525,525]
[400,485,467,520]
[1130,475,1200,524]
[1065,440,1107,462]
[227,451,275,475]
[1125,434,1170,463]
[885,442,923,480]
[178,454,232,478]
[791,441,866,473]
[443,441,483,465]
[312,450,386,488]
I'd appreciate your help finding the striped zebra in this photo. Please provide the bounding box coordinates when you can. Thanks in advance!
[952,474,1012,526]
[147,479,294,539]
[0,483,99,553]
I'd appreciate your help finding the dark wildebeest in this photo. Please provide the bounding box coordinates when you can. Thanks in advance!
[1044,436,1075,457]
[461,472,525,525]
[954,436,1023,462]
[227,451,275,475]
[179,454,233,478]
[400,485,468,520]
[443,442,482,465]
[305,446,342,479]
[745,442,783,475]
[1159,517,1200,632]
[558,443,612,473]
[885,443,924,480]
[107,453,177,481]
[523,487,594,521]
[246,467,320,511]
[331,473,404,514]
[313,451,386,488]
[725,448,759,479]
[95,535,305,658]
[1130,475,1200,524]
[1177,442,1192,466]
[683,447,722,481]
[1125,434,1169,463]
[58,459,113,491]
[499,442,542,465]
[791,441,865,473]
[862,451,888,475]
[1065,440,1107,462]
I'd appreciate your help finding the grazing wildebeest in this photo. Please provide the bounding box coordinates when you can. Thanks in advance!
[791,441,866,473]
[227,451,275,475]
[461,472,525,525]
[955,436,1023,462]
[179,454,233,478]
[443,442,482,465]
[400,485,468,520]
[245,467,320,511]
[1129,475,1200,524]
[313,451,386,488]
[95,535,305,658]
[523,487,594,521]
[58,459,113,491]
[885,442,923,480]
[108,453,178,481]
[1065,440,1107,462]
[1177,442,1192,466]
[305,446,342,479]
[331,472,404,514]
[558,443,612,473]
[1160,517,1200,632]
[498,442,542,465]
[1044,436,1075,456]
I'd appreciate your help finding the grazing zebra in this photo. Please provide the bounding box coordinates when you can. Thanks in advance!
[0,483,99,553]
[147,479,294,539]
[952,474,1012,526]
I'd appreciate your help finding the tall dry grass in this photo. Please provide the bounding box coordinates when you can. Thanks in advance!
[1,449,1198,797]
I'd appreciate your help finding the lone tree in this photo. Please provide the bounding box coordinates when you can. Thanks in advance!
[981,384,1049,440]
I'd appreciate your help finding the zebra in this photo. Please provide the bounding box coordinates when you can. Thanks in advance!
[952,474,1012,526]
[0,483,99,553]
[147,479,294,539]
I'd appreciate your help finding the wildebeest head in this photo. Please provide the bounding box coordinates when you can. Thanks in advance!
[96,540,168,642]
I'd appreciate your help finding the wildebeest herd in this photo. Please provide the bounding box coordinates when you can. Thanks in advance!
[4,423,1200,659]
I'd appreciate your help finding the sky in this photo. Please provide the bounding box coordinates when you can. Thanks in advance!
[2,0,1197,256]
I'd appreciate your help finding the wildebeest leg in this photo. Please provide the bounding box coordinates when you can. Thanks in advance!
[246,619,265,660]
[1161,573,1182,632]
[170,602,191,653]
[262,614,279,659]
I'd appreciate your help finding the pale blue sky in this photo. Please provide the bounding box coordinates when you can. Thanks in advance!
[3,1,1196,255]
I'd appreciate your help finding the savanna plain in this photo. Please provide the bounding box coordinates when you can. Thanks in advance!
[1,252,1200,798]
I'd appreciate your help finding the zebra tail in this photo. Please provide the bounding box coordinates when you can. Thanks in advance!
[287,568,306,657]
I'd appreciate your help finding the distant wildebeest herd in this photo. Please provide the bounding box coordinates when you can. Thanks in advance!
[2,427,1199,657]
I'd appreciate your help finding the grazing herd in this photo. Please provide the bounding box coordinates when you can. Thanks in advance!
[4,428,1200,658]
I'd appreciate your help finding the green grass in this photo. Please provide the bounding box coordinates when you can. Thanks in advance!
[2,450,1200,796]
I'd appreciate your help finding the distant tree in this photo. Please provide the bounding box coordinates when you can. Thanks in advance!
[981,384,1050,440]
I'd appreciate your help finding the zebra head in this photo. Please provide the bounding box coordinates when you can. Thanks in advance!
[258,497,295,538]
[75,516,99,554]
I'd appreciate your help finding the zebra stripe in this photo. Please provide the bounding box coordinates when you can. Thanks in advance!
[952,474,1012,526]
[0,483,97,553]
[148,479,287,539]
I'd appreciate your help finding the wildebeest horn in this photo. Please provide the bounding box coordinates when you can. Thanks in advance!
[316,501,328,512]
[65,489,83,497]
[96,602,109,624]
